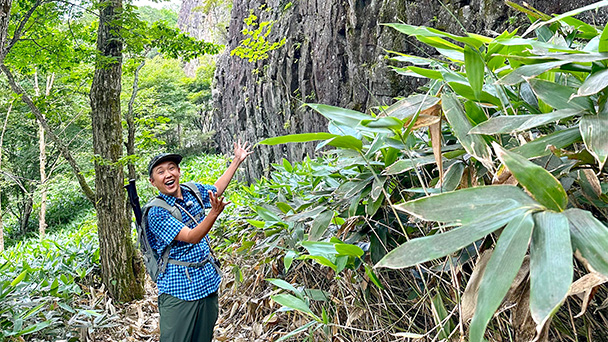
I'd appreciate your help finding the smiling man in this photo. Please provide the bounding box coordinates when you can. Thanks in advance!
[146,140,252,342]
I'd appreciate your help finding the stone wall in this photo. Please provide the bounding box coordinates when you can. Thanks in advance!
[206,0,606,182]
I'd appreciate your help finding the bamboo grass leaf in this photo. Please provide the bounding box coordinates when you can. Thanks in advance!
[394,185,537,224]
[469,108,581,135]
[494,143,567,212]
[529,211,573,328]
[600,20,608,52]
[442,93,494,170]
[382,94,440,120]
[305,103,372,127]
[498,60,570,85]
[577,68,608,96]
[512,127,581,158]
[309,210,333,241]
[469,213,534,342]
[580,112,608,169]
[464,45,484,99]
[527,78,594,112]
[565,208,608,277]
[258,133,337,145]
[375,209,522,270]
[271,294,320,321]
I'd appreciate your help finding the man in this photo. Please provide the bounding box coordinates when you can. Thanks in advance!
[147,140,253,342]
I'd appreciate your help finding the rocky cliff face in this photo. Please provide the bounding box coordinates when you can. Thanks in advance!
[205,0,605,181]
[178,0,230,77]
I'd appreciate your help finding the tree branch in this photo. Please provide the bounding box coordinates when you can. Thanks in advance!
[0,63,96,204]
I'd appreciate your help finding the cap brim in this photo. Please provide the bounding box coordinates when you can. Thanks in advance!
[149,154,182,176]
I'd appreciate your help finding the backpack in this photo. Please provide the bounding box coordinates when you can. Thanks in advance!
[138,182,220,282]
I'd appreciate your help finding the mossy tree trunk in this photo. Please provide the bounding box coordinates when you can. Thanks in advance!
[90,0,144,301]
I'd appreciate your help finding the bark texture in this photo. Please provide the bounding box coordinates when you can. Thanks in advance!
[90,0,144,301]
[206,0,607,182]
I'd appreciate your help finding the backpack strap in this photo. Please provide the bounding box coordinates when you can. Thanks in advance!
[143,185,221,279]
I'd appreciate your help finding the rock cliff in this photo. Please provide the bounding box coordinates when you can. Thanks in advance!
[201,0,605,181]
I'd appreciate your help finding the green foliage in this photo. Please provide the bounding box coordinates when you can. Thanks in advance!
[253,3,608,340]
[0,214,102,340]
[136,5,179,26]
[230,9,286,62]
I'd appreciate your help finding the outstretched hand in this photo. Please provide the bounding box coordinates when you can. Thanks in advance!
[208,190,231,216]
[234,139,254,163]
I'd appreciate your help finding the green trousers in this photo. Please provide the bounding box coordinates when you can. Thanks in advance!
[158,292,219,342]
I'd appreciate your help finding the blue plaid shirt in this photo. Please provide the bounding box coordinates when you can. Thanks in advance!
[147,183,221,301]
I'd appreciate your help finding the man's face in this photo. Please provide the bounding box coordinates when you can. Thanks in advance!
[149,161,181,197]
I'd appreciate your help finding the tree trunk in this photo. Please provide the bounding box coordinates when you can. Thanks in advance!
[0,0,12,62]
[34,69,50,238]
[0,102,12,252]
[90,0,144,301]
[19,194,33,234]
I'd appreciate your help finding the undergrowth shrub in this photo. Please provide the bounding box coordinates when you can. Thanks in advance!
[0,213,103,341]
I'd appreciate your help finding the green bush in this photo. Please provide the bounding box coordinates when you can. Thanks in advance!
[0,213,102,341]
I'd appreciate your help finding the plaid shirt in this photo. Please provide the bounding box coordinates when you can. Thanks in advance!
[147,183,221,301]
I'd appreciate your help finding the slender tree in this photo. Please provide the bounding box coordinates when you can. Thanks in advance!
[90,0,144,301]
[0,102,12,252]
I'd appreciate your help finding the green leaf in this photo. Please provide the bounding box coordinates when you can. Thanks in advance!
[431,291,454,340]
[326,135,363,151]
[578,68,608,96]
[274,321,317,342]
[364,264,384,289]
[375,209,523,269]
[384,23,488,48]
[565,208,608,278]
[272,293,320,320]
[335,243,364,258]
[359,117,403,131]
[267,278,302,297]
[284,250,297,272]
[469,109,581,135]
[398,66,444,80]
[580,112,608,169]
[258,132,337,145]
[512,127,581,158]
[464,45,484,99]
[297,255,337,271]
[394,185,538,224]
[469,213,534,342]
[498,60,570,85]
[309,211,334,241]
[529,211,573,326]
[442,93,494,170]
[10,270,27,287]
[528,78,594,112]
[382,94,440,121]
[305,103,372,127]
[383,155,438,175]
[439,162,465,192]
[494,143,567,212]
[600,20,608,52]
[447,82,502,106]
[525,0,608,37]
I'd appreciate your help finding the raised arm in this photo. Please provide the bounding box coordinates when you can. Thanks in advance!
[214,139,253,196]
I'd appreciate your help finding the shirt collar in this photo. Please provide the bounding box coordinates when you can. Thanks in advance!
[157,185,189,206]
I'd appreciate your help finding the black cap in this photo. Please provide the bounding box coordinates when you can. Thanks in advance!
[148,153,182,177]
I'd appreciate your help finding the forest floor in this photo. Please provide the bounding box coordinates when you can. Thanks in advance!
[88,247,292,342]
